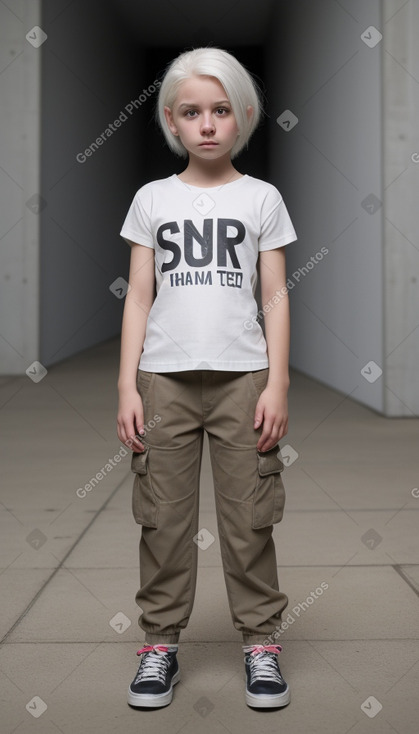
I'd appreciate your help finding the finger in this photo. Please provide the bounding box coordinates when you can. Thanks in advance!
[117,425,129,446]
[258,435,277,452]
[256,422,274,451]
[258,422,281,452]
[129,434,145,451]
[123,419,144,451]
[130,426,146,450]
[254,406,264,429]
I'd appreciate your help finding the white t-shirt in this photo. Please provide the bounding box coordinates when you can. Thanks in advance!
[120,173,297,372]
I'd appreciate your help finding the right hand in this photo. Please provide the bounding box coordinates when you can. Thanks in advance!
[117,388,146,452]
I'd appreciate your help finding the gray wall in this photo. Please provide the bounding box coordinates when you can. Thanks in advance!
[266,0,384,413]
[39,0,146,367]
[0,0,148,375]
[0,0,148,374]
[382,0,419,416]
[0,0,42,375]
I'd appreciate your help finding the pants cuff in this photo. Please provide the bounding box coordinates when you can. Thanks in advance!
[143,632,180,645]
[242,634,280,645]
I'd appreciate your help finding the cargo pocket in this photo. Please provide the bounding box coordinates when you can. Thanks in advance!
[130,446,159,528]
[136,370,156,400]
[252,446,286,529]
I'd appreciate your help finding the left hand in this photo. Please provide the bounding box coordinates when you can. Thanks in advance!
[254,386,289,452]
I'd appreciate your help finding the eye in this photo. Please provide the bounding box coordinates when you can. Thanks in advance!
[184,109,197,118]
[216,107,230,115]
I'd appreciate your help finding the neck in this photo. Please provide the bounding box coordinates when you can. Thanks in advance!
[178,153,241,186]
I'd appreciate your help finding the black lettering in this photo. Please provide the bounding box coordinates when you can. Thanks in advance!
[157,222,181,272]
[217,219,245,269]
[184,220,213,267]
[217,270,243,289]
[171,272,184,286]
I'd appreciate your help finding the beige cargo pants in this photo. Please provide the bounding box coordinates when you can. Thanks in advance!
[130,368,288,646]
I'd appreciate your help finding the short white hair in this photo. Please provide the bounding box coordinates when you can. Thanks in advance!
[156,47,264,159]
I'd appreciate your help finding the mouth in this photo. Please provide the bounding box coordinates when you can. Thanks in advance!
[199,141,218,146]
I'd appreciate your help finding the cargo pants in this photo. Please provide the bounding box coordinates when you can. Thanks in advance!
[130,368,288,646]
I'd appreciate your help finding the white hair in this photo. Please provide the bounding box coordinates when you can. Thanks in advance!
[155,47,264,159]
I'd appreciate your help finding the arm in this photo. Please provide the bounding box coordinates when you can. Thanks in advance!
[117,241,155,452]
[254,247,290,452]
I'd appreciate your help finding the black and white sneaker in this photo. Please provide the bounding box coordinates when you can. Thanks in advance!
[127,644,180,708]
[243,644,290,708]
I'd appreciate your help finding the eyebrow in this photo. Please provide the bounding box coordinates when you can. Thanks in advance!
[177,100,231,110]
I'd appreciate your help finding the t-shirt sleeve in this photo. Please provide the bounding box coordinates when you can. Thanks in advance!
[258,186,298,251]
[120,185,154,248]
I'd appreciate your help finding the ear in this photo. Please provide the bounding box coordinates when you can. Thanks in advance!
[246,105,254,122]
[164,106,178,136]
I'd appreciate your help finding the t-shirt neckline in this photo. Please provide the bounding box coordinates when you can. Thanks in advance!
[172,173,249,191]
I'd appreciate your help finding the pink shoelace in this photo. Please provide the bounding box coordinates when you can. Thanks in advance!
[242,644,283,656]
[136,644,171,656]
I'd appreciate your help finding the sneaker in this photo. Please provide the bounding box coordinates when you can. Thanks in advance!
[127,644,180,708]
[242,644,290,708]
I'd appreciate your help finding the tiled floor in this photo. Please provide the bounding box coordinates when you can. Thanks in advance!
[1,337,418,733]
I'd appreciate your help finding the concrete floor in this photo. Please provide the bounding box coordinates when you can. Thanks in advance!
[1,336,419,734]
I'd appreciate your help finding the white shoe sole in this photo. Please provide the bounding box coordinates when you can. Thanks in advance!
[127,668,181,708]
[245,684,290,708]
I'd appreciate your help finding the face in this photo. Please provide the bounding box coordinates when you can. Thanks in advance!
[164,76,243,160]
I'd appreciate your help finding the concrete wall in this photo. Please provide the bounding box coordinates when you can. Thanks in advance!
[382,0,419,416]
[266,0,385,413]
[0,0,148,374]
[0,0,42,375]
[39,0,146,368]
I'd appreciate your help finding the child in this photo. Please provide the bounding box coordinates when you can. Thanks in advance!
[117,46,297,710]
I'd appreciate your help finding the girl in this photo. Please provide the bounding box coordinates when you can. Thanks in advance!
[117,47,297,710]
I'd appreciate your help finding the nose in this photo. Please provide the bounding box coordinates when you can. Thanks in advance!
[200,112,215,134]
